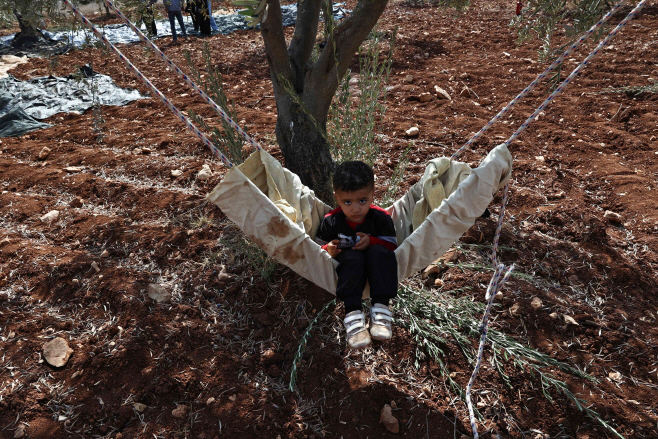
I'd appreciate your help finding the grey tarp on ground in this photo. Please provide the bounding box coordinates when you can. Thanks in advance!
[0,68,146,121]
[0,98,51,137]
[0,4,348,48]
[207,146,512,294]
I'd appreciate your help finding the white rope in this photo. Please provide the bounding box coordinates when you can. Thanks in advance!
[463,1,648,437]
[101,0,263,153]
[61,0,235,168]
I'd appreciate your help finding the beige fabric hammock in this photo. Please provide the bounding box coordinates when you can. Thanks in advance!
[207,144,512,293]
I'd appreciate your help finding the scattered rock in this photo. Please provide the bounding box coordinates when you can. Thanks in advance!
[171,405,188,418]
[217,265,230,281]
[380,404,400,433]
[69,197,83,208]
[564,315,579,326]
[14,425,25,438]
[261,349,280,366]
[197,164,213,181]
[148,284,171,303]
[609,371,622,382]
[434,85,451,100]
[141,147,152,154]
[171,169,183,177]
[206,397,216,405]
[405,126,419,137]
[434,278,444,287]
[100,250,109,258]
[495,291,503,300]
[91,261,100,272]
[63,166,84,173]
[404,74,413,83]
[535,155,545,162]
[459,72,469,79]
[419,92,433,102]
[71,370,83,379]
[480,97,492,106]
[40,210,59,223]
[459,87,473,98]
[604,210,622,223]
[38,147,51,160]
[422,264,443,279]
[43,337,74,367]
[8,331,16,338]
[549,312,559,320]
[531,297,542,310]
[133,403,147,412]
[503,52,511,57]
[390,400,397,410]
[510,303,520,315]
[228,394,237,402]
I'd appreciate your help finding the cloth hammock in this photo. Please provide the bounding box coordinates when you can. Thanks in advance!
[207,145,511,293]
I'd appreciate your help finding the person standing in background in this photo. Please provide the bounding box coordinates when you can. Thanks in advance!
[137,0,157,37]
[163,0,187,43]
[206,0,219,33]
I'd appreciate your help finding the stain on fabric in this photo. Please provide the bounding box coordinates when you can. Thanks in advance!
[267,216,289,238]
[274,243,304,265]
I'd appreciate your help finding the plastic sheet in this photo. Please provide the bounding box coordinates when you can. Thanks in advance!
[0,66,146,121]
[0,4,348,48]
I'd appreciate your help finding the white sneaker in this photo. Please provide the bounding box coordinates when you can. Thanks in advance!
[344,310,371,349]
[369,303,393,341]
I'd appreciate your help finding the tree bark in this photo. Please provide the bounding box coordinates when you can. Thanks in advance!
[259,0,389,203]
[12,10,45,48]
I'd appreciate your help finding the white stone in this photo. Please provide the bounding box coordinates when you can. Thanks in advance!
[604,210,622,222]
[379,404,399,433]
[172,405,188,418]
[206,397,216,405]
[134,403,147,412]
[531,297,542,309]
[91,261,100,272]
[171,169,183,177]
[419,92,432,102]
[43,337,73,367]
[404,74,413,83]
[40,210,60,223]
[148,284,171,303]
[608,371,622,382]
[38,147,51,160]
[100,250,109,258]
[63,166,84,173]
[197,164,213,181]
[405,126,419,137]
[14,425,25,438]
[564,315,579,326]
[434,85,451,100]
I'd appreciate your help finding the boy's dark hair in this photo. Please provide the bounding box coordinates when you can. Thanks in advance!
[333,161,375,193]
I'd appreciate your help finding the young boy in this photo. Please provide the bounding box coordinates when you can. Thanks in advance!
[315,161,398,349]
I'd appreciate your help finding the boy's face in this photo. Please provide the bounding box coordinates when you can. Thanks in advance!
[334,186,374,224]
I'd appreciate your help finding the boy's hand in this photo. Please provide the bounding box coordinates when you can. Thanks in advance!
[326,240,342,258]
[353,233,370,250]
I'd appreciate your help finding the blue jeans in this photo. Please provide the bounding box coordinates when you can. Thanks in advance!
[207,1,218,32]
[167,10,187,40]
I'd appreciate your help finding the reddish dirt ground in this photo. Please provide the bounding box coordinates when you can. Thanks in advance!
[1,1,657,438]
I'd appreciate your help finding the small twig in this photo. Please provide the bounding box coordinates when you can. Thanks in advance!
[249,95,275,108]
[607,103,623,122]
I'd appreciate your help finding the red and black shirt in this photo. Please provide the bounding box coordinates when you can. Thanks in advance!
[315,205,398,252]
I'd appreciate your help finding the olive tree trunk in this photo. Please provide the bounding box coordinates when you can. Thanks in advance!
[259,0,389,203]
[12,9,46,47]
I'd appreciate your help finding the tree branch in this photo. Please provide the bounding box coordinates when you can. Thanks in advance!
[260,0,294,94]
[305,0,389,120]
[287,0,322,93]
